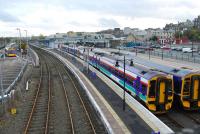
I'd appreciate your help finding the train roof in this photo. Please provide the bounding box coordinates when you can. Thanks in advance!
[91,48,199,77]
[125,55,199,77]
[100,56,168,80]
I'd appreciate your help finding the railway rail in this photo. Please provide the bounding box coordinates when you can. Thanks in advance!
[25,47,106,133]
[24,54,51,133]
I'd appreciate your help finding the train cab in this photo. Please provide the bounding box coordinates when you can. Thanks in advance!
[181,74,200,110]
[147,76,173,113]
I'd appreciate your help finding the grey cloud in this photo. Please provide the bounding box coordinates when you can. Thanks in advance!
[0,0,198,21]
[0,10,20,22]
[98,18,120,28]
[68,21,81,26]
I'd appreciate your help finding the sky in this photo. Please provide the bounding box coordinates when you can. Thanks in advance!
[0,0,200,36]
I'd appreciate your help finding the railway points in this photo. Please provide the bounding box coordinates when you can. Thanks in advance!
[1,44,199,133]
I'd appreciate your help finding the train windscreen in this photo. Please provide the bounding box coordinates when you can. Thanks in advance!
[191,75,200,100]
[149,80,156,98]
[183,78,190,96]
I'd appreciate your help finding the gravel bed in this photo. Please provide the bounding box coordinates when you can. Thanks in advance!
[0,64,40,134]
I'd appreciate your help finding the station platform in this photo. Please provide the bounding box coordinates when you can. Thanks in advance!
[40,47,174,134]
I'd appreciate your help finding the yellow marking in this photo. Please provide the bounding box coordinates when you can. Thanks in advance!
[148,98,156,101]
[198,101,200,107]
[148,104,156,111]
[193,80,199,100]
[183,101,190,108]
[165,103,172,110]
[159,82,165,103]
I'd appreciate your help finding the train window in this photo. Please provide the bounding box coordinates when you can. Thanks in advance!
[141,84,147,95]
[127,76,133,85]
[183,78,190,94]
[166,80,173,95]
[133,79,140,90]
[149,80,156,97]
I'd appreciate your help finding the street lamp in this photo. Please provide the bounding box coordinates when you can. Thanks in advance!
[24,30,28,46]
[115,55,133,111]
[16,28,22,56]
[24,30,28,56]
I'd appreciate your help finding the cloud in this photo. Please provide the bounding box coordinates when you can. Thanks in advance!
[0,10,20,22]
[0,0,200,36]
[98,18,120,28]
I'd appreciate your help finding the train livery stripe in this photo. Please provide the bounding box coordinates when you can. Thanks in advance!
[140,78,148,85]
[98,65,147,102]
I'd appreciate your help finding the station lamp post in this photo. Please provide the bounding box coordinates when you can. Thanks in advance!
[24,30,28,56]
[24,30,28,46]
[115,55,134,111]
[16,28,22,56]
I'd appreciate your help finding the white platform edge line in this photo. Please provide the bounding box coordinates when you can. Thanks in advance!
[29,47,39,67]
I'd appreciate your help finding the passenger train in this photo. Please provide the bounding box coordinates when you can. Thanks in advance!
[61,46,174,113]
[90,48,200,110]
[5,47,17,57]
[124,56,200,110]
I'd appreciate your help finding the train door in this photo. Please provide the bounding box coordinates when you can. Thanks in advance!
[157,79,166,104]
[191,76,200,100]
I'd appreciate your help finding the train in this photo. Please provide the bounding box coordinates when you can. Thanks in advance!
[61,46,174,113]
[122,56,200,110]
[5,47,17,57]
[89,48,200,110]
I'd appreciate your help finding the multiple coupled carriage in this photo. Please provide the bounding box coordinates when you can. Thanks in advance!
[89,55,173,113]
[123,56,200,110]
[61,46,174,113]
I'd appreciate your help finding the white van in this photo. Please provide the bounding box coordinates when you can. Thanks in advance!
[182,47,192,53]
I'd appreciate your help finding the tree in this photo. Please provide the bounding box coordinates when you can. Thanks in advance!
[175,31,183,39]
[149,36,158,42]
[184,28,200,42]
[39,34,45,40]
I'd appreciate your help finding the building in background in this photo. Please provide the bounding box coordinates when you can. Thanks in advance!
[194,16,200,29]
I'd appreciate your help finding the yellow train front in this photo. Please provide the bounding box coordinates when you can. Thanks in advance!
[5,48,17,57]
[174,72,200,110]
[146,75,173,113]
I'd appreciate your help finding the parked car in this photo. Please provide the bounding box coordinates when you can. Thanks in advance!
[182,47,192,53]
[176,46,183,51]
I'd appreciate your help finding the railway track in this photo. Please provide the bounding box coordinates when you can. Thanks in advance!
[157,114,184,132]
[160,111,200,133]
[24,54,51,133]
[27,47,106,133]
[182,112,200,125]
[46,52,97,133]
